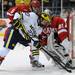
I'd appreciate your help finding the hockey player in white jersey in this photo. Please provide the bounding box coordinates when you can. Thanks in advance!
[29,0,44,68]
[0,1,44,68]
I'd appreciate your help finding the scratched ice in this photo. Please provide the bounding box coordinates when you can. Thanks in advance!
[0,35,75,75]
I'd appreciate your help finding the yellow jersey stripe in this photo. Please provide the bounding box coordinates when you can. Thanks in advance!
[6,29,14,48]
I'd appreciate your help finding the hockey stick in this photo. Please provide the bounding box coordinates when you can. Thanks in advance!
[22,31,73,72]
[20,28,72,72]
[17,22,73,71]
[40,47,72,73]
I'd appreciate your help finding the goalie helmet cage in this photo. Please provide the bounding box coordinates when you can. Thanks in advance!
[66,10,75,59]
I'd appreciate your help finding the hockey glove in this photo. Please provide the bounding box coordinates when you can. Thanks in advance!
[13,19,22,29]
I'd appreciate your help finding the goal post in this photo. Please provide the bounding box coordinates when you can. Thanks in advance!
[67,10,75,59]
[71,13,75,59]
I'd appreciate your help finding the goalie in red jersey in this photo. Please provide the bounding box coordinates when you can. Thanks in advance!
[40,9,72,66]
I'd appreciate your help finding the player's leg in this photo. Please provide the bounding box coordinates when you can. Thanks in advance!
[0,47,10,64]
[61,38,72,57]
[47,31,68,66]
[52,29,72,65]
[0,27,18,65]
[19,33,44,68]
[61,38,72,67]
[29,39,44,68]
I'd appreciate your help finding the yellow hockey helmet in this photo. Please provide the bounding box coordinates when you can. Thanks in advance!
[15,0,31,5]
[15,0,24,4]
[41,13,50,22]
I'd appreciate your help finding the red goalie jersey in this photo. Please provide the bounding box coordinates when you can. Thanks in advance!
[50,16,68,42]
[39,25,51,46]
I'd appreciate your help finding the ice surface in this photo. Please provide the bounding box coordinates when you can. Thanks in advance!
[0,37,75,75]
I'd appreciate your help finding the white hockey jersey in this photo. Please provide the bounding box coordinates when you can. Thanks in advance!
[13,12,42,37]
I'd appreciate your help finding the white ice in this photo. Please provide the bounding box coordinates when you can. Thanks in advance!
[0,36,75,75]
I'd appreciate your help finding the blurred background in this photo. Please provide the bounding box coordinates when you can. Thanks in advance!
[0,0,75,18]
[0,0,15,18]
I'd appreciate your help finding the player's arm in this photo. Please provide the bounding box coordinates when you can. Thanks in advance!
[12,12,21,29]
[13,13,30,40]
[12,19,21,29]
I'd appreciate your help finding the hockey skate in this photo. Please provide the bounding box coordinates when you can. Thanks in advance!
[65,60,72,67]
[65,60,75,69]
[29,55,44,69]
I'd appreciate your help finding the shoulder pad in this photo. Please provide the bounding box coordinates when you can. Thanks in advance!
[7,6,18,14]
[30,12,38,19]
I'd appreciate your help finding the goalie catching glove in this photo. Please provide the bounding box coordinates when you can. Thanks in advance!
[38,32,48,46]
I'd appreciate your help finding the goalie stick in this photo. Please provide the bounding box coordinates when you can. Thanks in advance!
[19,26,72,72]
[40,47,72,73]
[20,26,74,72]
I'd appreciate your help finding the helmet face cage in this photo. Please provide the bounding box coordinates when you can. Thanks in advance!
[43,9,52,16]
